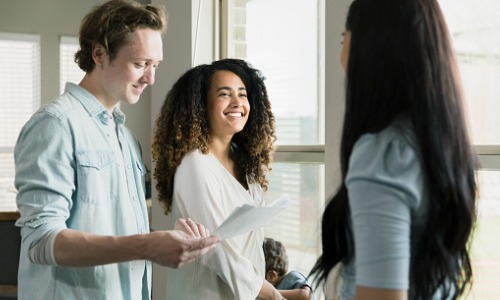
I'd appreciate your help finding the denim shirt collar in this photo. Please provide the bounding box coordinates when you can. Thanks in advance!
[64,82,126,126]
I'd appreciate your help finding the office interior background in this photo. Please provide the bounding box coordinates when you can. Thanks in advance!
[0,0,499,299]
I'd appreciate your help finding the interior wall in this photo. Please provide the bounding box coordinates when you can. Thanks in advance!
[325,0,348,200]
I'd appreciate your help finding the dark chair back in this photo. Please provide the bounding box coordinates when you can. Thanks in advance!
[0,212,20,299]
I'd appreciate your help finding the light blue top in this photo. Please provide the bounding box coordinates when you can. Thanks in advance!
[14,83,151,300]
[340,118,436,299]
[276,270,315,300]
[276,270,310,290]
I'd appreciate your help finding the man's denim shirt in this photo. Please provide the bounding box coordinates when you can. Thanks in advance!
[15,83,151,300]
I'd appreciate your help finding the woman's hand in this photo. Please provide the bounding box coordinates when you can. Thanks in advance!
[175,217,211,237]
[144,230,219,268]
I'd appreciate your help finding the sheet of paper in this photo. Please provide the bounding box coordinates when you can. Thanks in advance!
[212,197,291,240]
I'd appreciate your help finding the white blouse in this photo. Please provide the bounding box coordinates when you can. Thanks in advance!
[165,150,265,300]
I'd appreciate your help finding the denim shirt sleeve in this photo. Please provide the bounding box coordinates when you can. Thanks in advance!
[15,111,75,258]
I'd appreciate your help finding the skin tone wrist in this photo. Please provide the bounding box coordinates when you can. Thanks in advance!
[53,224,219,268]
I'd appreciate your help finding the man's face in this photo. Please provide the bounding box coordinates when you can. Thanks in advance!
[98,28,163,108]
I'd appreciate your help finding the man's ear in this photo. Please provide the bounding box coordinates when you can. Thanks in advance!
[92,43,107,65]
[266,270,279,285]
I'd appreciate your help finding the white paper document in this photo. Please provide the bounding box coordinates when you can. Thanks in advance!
[212,197,291,240]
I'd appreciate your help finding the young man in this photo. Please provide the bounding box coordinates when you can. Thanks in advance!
[263,237,315,300]
[14,1,218,299]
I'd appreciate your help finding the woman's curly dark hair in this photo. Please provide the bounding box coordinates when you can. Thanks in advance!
[152,58,276,214]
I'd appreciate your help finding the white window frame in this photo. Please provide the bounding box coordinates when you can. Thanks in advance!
[477,146,500,169]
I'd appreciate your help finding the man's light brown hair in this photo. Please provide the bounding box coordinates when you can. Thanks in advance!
[75,0,167,73]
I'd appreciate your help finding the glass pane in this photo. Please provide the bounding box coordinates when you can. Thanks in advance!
[439,0,500,145]
[264,162,324,279]
[0,36,40,147]
[227,0,323,145]
[468,170,500,299]
[0,34,40,212]
[60,36,85,94]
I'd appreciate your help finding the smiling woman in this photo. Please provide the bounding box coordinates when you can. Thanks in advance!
[152,58,283,299]
[206,70,250,144]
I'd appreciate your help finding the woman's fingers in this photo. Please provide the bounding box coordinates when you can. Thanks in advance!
[174,218,211,237]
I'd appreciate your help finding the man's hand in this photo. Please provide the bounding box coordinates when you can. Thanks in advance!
[53,227,219,268]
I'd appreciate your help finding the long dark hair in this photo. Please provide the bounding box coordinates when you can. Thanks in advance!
[310,0,477,298]
[152,59,276,214]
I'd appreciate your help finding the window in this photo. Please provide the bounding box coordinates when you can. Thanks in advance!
[59,36,85,94]
[222,0,325,284]
[0,33,40,212]
[224,0,324,146]
[439,0,500,298]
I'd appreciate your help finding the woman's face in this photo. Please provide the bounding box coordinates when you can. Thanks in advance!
[206,70,250,140]
[340,30,351,72]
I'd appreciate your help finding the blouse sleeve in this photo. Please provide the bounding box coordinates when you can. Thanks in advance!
[345,127,424,290]
[173,152,264,298]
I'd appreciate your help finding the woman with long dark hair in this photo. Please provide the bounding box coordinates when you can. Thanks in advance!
[310,0,477,299]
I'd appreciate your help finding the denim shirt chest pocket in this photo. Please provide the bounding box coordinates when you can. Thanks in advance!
[75,151,118,204]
